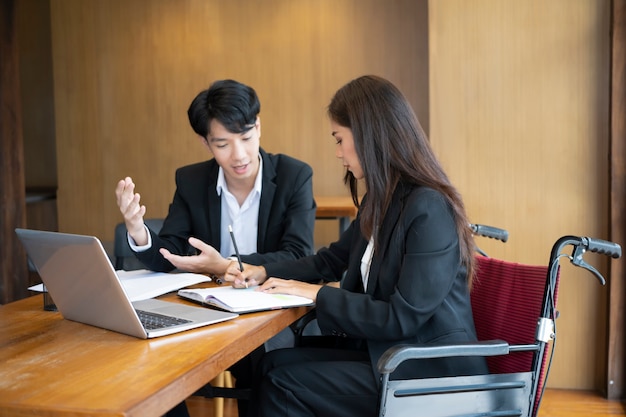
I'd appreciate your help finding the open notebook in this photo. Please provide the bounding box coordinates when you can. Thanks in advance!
[15,228,238,339]
[178,286,314,313]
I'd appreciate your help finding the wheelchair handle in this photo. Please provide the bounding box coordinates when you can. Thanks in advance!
[582,237,622,258]
[549,235,622,286]
[470,224,509,243]
[552,235,622,260]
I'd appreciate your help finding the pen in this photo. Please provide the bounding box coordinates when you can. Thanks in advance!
[228,225,246,288]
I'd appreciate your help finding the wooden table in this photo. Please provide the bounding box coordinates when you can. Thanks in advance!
[315,196,358,235]
[0,293,310,417]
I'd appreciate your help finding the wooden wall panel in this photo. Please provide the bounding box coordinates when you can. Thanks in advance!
[608,0,626,400]
[429,0,611,389]
[0,0,28,305]
[49,0,429,248]
[17,0,57,189]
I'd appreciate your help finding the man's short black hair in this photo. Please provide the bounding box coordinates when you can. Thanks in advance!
[187,79,261,138]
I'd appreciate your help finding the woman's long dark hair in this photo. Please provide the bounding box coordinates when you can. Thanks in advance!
[328,75,476,284]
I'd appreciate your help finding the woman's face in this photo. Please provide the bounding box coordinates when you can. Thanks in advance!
[330,120,364,180]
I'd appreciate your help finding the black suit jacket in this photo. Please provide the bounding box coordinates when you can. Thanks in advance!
[135,148,316,272]
[264,183,488,381]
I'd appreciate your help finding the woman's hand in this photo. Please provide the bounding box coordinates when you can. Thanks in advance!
[223,264,268,288]
[258,277,322,302]
[225,264,323,301]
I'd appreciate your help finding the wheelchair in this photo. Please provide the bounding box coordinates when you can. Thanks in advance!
[377,233,621,417]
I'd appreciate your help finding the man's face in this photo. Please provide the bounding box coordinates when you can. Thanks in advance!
[203,118,261,185]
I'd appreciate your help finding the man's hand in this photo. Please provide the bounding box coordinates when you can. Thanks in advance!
[160,237,231,275]
[115,177,148,245]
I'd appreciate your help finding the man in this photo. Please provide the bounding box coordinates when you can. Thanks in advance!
[115,79,316,416]
[115,79,315,277]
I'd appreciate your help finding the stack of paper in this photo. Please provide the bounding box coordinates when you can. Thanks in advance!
[29,269,212,302]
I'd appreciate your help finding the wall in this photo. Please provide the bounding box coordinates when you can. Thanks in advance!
[17,0,56,189]
[0,0,60,305]
[48,0,429,248]
[429,0,610,389]
[1,0,28,304]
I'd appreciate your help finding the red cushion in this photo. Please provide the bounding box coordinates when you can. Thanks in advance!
[471,255,560,416]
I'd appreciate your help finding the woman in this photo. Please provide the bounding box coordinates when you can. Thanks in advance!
[226,75,488,416]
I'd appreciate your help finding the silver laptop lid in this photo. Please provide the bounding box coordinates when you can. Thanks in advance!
[15,228,237,338]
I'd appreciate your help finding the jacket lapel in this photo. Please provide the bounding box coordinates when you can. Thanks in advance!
[342,236,369,293]
[364,185,406,294]
[206,161,222,247]
[257,149,275,252]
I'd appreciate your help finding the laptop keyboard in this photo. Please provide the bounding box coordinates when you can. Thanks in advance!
[136,309,192,330]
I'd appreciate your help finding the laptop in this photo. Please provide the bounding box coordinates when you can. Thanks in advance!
[15,228,238,339]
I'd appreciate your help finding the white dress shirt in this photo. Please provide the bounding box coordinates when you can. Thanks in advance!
[360,235,375,292]
[216,157,262,257]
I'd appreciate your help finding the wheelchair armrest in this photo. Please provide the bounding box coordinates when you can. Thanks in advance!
[377,340,510,374]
